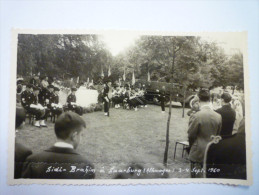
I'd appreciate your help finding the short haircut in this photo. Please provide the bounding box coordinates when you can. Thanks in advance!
[16,108,26,128]
[55,112,86,140]
[221,92,232,103]
[198,89,210,102]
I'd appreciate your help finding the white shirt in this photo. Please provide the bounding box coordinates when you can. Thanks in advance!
[54,142,74,149]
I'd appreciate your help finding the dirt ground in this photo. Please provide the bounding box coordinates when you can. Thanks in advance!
[15,105,191,179]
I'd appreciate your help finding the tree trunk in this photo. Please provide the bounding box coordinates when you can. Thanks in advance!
[182,89,186,118]
[163,92,172,166]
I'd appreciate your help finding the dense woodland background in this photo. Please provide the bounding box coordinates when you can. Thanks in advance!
[17,34,244,90]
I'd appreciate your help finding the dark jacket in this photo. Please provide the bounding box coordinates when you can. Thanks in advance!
[15,142,33,178]
[21,146,95,179]
[216,104,236,136]
[206,132,246,179]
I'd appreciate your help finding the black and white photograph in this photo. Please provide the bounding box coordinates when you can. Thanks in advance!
[9,30,250,185]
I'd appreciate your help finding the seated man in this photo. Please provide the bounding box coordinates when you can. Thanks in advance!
[48,86,63,117]
[21,112,95,179]
[15,107,33,178]
[112,85,123,108]
[66,87,83,116]
[21,84,46,127]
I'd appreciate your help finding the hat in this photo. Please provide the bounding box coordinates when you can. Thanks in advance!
[54,87,60,91]
[221,92,232,103]
[71,87,77,91]
[48,84,54,89]
[16,107,26,128]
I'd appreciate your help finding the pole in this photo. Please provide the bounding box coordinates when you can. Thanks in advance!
[182,88,186,118]
[163,92,172,166]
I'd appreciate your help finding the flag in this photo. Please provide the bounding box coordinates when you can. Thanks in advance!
[76,76,79,83]
[123,68,126,81]
[101,68,104,77]
[147,70,150,82]
[108,65,111,76]
[132,71,135,85]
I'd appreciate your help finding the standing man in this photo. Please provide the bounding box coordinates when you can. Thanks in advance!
[102,80,112,116]
[216,92,236,136]
[188,89,222,178]
[158,86,166,113]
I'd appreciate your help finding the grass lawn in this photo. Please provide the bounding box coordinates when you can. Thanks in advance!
[16,104,191,179]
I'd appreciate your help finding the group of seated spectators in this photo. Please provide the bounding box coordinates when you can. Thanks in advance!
[109,84,147,111]
[17,75,86,127]
[187,89,246,179]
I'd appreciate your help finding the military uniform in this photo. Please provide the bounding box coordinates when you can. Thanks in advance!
[102,84,110,115]
[21,89,45,124]
[158,89,166,112]
[67,89,83,116]
[48,90,63,117]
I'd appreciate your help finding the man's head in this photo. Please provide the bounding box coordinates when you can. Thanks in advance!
[221,92,232,105]
[16,107,26,129]
[71,87,77,95]
[197,89,210,103]
[48,85,54,93]
[55,112,86,149]
[190,96,200,111]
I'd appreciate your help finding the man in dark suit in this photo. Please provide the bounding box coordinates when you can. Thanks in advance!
[15,107,33,178]
[205,119,246,179]
[67,87,83,116]
[188,89,222,178]
[21,112,95,179]
[216,92,236,136]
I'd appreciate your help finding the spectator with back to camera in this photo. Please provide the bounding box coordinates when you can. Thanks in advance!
[21,112,95,179]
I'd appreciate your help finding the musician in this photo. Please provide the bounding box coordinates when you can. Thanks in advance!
[67,87,83,116]
[39,76,50,106]
[21,85,46,127]
[135,88,147,107]
[112,85,123,108]
[128,88,140,111]
[48,85,63,117]
[158,86,166,113]
[102,81,112,116]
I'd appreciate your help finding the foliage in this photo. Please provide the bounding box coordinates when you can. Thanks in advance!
[17,34,244,90]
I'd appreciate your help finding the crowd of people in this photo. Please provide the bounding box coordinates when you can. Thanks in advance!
[15,74,246,180]
[17,75,154,126]
[187,89,246,179]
